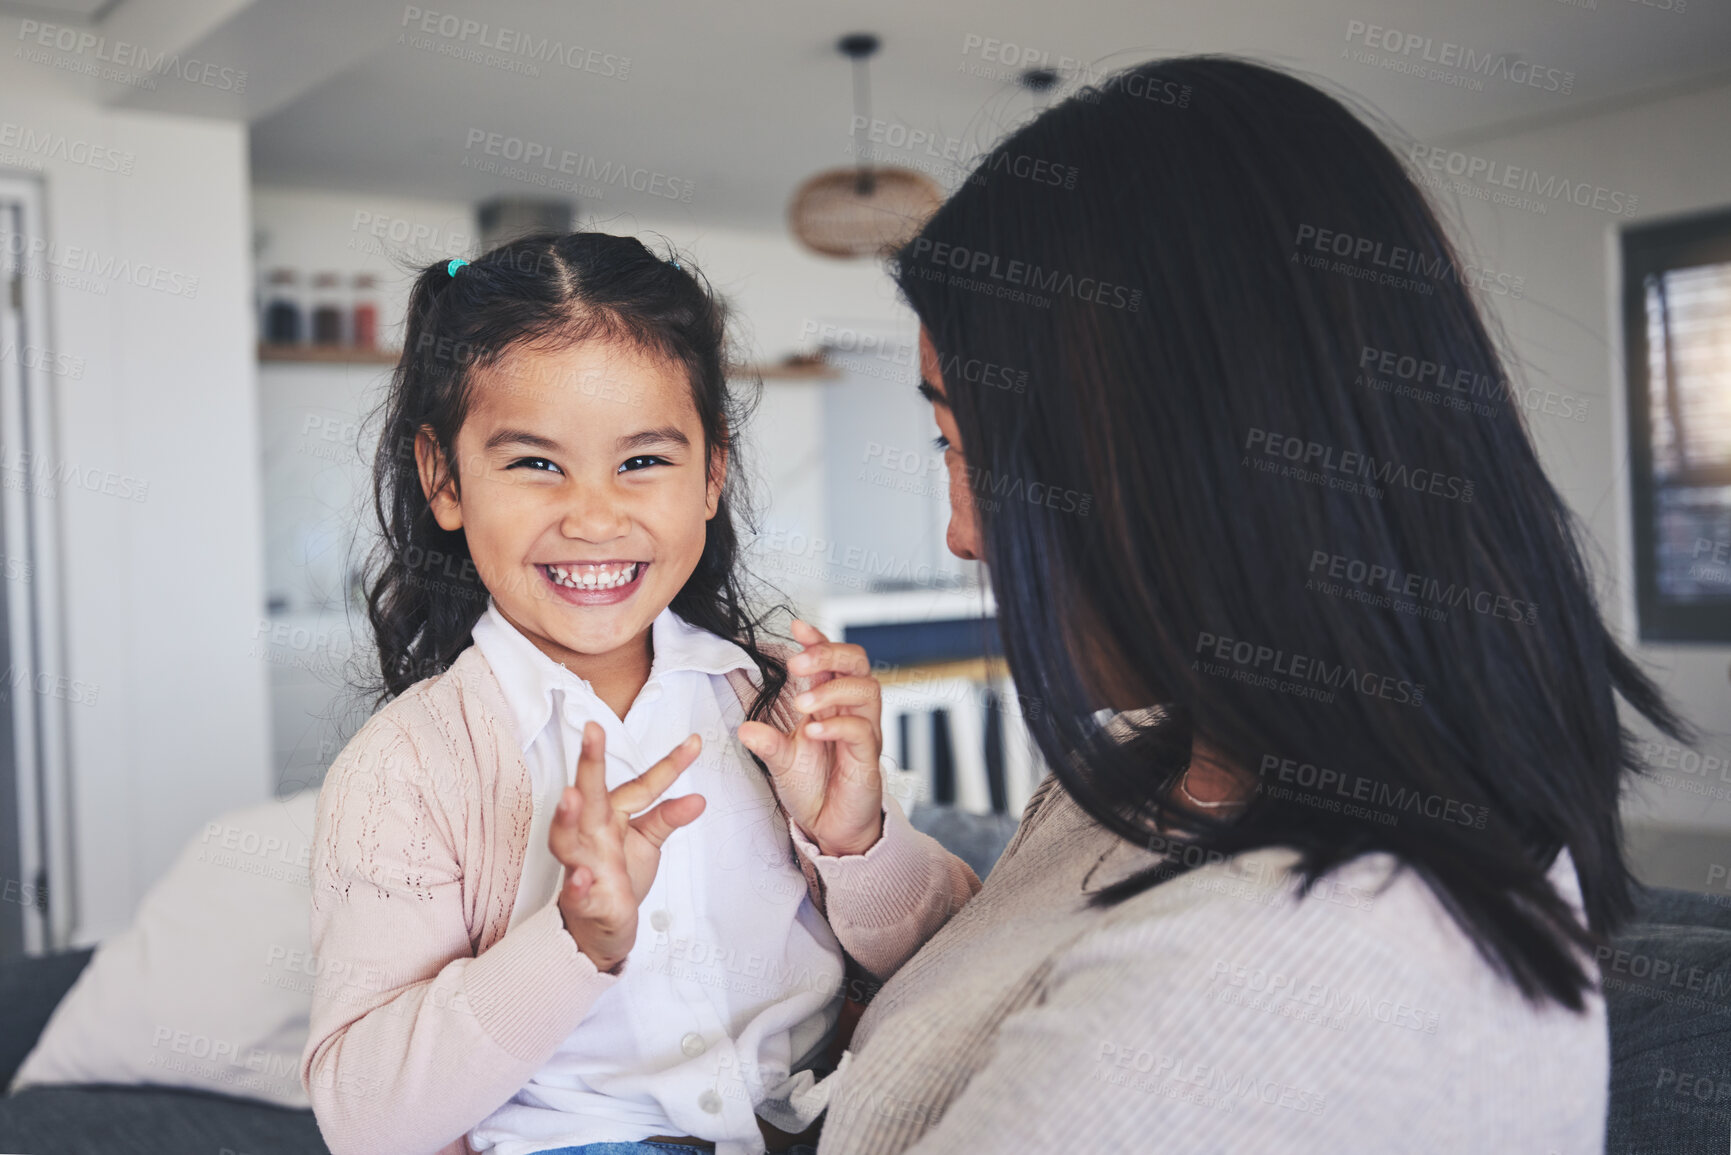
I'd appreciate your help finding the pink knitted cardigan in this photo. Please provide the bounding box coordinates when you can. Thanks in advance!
[300,644,980,1155]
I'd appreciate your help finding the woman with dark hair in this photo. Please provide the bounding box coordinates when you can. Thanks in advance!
[786,57,1687,1152]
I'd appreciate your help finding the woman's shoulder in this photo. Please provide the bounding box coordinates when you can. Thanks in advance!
[946,843,1604,1153]
[1012,780,1585,1007]
[1071,843,1601,1042]
[1019,846,1605,1144]
[1092,847,1454,972]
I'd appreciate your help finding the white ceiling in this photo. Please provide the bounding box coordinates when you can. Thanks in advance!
[73,0,1731,231]
[0,0,115,19]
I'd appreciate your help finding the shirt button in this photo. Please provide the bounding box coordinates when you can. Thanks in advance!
[698,1089,722,1114]
[650,909,671,932]
[681,1032,706,1057]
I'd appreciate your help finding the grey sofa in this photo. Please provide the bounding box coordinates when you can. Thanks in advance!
[0,946,329,1153]
[3,810,1727,1153]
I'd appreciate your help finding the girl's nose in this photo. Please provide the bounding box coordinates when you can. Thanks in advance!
[559,486,630,542]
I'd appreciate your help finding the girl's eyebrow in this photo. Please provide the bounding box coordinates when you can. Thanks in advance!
[917,380,947,406]
[484,429,561,452]
[618,426,690,451]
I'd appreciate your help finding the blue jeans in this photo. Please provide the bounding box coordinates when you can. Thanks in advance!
[537,1146,818,1155]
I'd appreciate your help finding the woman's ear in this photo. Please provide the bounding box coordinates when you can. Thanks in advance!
[705,441,728,520]
[415,428,464,531]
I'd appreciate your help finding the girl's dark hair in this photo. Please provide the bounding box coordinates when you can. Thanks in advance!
[365,231,786,719]
[893,56,1687,1010]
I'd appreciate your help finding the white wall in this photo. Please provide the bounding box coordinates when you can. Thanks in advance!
[0,92,266,943]
[1433,80,1731,849]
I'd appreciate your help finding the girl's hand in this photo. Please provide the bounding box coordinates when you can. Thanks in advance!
[738,619,885,858]
[551,722,705,974]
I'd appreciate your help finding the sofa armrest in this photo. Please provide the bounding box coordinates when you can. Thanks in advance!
[0,948,94,1091]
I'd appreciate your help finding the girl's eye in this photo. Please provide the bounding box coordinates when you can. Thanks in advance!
[507,457,562,474]
[619,455,669,473]
[932,433,951,451]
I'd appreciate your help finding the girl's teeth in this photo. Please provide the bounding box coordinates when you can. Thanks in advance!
[549,563,639,590]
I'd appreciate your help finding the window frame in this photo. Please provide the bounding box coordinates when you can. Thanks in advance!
[1622,206,1731,643]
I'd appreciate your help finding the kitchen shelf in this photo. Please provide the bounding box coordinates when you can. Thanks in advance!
[733,354,840,381]
[259,344,837,379]
[876,656,1009,686]
[258,343,400,365]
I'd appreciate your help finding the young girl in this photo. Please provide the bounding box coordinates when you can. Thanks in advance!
[299,233,978,1155]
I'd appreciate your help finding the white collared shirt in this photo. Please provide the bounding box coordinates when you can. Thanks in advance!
[465,603,844,1155]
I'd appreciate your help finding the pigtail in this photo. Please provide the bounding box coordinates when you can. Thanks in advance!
[364,260,490,700]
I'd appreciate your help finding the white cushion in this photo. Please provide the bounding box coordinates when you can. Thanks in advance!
[10,791,319,1108]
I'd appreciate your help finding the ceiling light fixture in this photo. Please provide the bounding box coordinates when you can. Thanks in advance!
[787,32,942,260]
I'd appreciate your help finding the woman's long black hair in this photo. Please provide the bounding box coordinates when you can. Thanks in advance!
[364,231,786,719]
[893,56,1688,1010]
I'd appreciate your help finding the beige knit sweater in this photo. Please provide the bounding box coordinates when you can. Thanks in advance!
[816,774,1608,1155]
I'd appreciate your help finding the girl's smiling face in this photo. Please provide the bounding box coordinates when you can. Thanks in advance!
[418,338,721,674]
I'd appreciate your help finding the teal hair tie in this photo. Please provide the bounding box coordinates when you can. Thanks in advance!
[447,258,468,277]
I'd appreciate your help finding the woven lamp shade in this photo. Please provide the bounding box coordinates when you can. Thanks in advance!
[788,167,942,259]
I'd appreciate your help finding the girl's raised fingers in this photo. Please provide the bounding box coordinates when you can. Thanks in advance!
[564,864,595,903]
[792,675,881,718]
[574,722,611,831]
[789,618,830,647]
[549,787,589,867]
[787,640,871,680]
[608,733,702,816]
[629,792,707,850]
[736,720,791,773]
[801,713,881,775]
